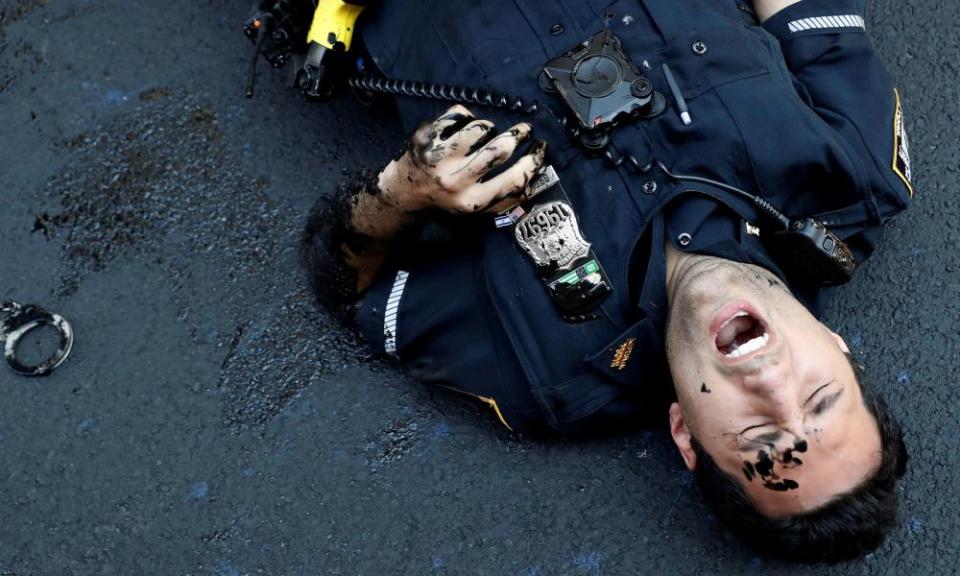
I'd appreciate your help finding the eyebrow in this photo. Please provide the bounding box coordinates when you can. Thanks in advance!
[803,383,832,407]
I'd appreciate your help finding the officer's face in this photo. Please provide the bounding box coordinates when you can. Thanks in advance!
[663,255,882,517]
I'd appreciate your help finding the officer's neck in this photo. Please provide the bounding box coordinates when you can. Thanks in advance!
[664,241,719,307]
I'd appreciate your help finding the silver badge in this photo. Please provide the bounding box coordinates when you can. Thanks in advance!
[526,165,560,199]
[515,201,591,271]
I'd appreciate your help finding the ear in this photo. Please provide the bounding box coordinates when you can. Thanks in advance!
[669,402,697,471]
[828,330,850,354]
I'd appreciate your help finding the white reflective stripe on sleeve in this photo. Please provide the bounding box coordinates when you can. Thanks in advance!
[383,270,409,356]
[787,14,865,33]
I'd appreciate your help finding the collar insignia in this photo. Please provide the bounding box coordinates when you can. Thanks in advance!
[610,337,636,371]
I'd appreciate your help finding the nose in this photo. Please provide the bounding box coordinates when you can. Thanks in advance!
[741,355,801,424]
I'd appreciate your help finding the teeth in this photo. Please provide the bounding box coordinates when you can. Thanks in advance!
[725,333,769,358]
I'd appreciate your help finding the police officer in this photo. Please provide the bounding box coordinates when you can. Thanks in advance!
[301,0,910,562]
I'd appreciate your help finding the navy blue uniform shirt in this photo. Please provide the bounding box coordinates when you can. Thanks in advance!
[353,0,913,435]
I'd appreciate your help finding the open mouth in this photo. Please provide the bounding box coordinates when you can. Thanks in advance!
[712,303,772,360]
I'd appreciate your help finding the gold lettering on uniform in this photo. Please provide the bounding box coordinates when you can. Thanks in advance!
[610,338,637,371]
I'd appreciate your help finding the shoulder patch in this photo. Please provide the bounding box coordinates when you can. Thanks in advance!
[892,88,914,197]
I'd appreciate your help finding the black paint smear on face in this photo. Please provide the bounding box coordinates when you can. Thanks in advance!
[764,479,799,491]
[752,270,782,289]
[700,382,711,393]
[755,450,774,477]
[784,453,802,466]
[780,438,808,466]
[751,448,802,492]
[742,461,755,482]
[782,448,803,466]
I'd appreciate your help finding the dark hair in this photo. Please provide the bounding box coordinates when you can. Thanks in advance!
[692,356,908,563]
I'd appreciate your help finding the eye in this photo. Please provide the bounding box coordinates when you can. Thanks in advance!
[737,424,780,445]
[805,381,840,413]
[734,382,838,444]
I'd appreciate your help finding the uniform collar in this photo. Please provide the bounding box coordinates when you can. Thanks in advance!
[636,192,799,333]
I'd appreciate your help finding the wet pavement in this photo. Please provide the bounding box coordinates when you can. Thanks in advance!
[0,0,957,574]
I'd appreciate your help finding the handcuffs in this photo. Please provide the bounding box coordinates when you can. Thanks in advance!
[0,301,74,377]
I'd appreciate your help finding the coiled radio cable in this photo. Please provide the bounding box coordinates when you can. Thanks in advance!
[347,77,542,115]
[348,75,794,228]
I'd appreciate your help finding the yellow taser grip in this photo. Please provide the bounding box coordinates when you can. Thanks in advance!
[307,0,366,51]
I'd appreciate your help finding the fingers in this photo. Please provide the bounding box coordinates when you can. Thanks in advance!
[465,123,532,177]
[448,122,531,182]
[403,108,549,216]
[410,119,437,151]
[456,140,547,214]
[453,119,496,155]
[436,105,476,140]
[411,105,476,155]
[438,104,474,121]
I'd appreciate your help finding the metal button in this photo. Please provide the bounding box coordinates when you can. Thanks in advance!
[631,78,653,98]
[550,23,565,35]
[538,70,558,94]
[641,60,651,72]
[692,41,707,55]
[641,180,658,194]
[678,233,692,246]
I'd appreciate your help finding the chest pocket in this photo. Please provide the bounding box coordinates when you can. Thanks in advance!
[572,0,769,106]
[427,1,582,165]
[602,3,775,192]
[653,26,772,97]
[428,1,772,101]
[428,2,547,86]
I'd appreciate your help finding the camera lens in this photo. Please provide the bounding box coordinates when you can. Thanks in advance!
[572,56,621,98]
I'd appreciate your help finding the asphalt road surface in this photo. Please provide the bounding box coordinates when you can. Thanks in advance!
[0,1,956,574]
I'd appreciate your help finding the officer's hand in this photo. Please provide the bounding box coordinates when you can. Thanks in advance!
[382,105,548,215]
